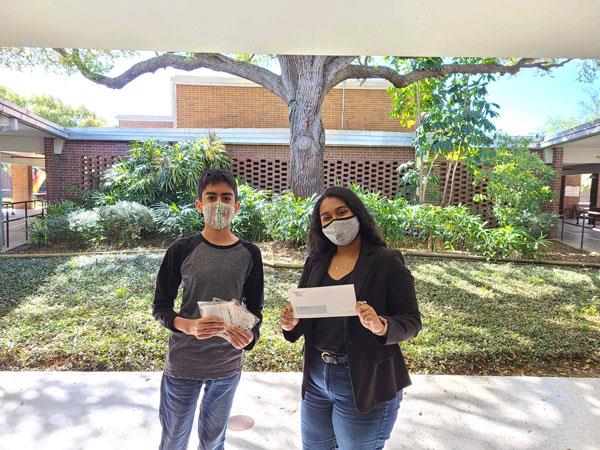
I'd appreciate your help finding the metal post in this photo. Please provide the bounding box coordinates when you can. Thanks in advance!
[0,150,5,251]
[25,200,29,242]
[561,210,565,241]
[4,209,8,248]
[581,213,585,250]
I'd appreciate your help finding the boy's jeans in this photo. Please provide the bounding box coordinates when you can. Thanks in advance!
[159,372,241,450]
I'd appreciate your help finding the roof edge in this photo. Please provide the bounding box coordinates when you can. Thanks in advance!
[0,98,68,138]
[535,118,600,149]
[65,127,415,147]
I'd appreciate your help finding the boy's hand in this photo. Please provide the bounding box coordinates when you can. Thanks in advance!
[224,326,254,349]
[175,316,226,339]
[280,303,299,331]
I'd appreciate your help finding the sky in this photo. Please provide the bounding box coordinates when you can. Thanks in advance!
[1,54,599,136]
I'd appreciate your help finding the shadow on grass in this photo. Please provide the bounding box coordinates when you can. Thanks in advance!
[0,257,68,317]
[407,258,600,374]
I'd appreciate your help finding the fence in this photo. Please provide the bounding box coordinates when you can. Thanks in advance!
[2,199,48,248]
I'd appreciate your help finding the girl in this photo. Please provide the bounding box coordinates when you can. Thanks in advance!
[281,186,421,450]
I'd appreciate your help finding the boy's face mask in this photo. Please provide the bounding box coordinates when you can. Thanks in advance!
[202,201,235,230]
[322,216,360,246]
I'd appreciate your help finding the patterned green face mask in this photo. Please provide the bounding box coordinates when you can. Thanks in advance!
[202,201,235,230]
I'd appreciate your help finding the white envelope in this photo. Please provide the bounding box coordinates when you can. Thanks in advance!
[288,284,358,318]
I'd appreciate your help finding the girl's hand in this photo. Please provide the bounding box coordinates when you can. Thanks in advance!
[280,303,300,331]
[356,301,387,335]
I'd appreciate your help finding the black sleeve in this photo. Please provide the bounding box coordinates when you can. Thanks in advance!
[152,243,183,333]
[376,250,422,345]
[282,256,311,343]
[241,244,265,351]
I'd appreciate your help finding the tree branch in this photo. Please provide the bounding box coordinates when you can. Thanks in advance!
[323,56,358,90]
[327,58,574,91]
[53,49,287,99]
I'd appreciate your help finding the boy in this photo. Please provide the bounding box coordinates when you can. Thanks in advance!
[153,168,264,450]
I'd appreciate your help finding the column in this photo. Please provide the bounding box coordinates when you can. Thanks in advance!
[11,164,33,209]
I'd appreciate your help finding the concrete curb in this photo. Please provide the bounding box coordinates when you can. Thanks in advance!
[2,247,600,269]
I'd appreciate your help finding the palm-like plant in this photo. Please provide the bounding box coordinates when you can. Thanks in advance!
[98,134,230,206]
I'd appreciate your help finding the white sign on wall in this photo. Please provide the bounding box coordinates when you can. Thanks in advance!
[565,186,580,197]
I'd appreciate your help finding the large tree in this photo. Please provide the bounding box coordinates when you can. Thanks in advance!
[0,49,583,197]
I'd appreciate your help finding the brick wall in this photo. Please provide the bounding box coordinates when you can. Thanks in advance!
[43,138,500,223]
[175,84,410,132]
[550,147,564,217]
[118,120,174,128]
[44,139,130,201]
[44,139,417,201]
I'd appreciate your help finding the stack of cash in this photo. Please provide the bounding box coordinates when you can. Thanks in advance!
[197,298,259,330]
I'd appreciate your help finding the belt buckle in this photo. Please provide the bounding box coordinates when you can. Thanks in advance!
[321,351,333,364]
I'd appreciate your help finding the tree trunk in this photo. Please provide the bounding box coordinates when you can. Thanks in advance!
[289,107,325,197]
[447,158,461,207]
[286,57,327,197]
[441,160,453,206]
[421,154,438,204]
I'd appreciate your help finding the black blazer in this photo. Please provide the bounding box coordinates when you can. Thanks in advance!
[283,240,422,412]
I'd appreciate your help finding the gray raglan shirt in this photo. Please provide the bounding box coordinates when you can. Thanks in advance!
[152,234,264,380]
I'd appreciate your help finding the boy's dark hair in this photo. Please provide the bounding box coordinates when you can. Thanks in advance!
[197,168,238,201]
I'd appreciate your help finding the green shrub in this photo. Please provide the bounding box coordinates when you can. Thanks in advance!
[46,200,80,216]
[27,217,50,246]
[350,184,408,245]
[96,201,156,247]
[411,204,487,251]
[152,203,204,238]
[97,134,231,206]
[351,184,486,251]
[476,226,550,260]
[474,137,557,236]
[65,209,103,245]
[28,208,101,247]
[263,192,317,245]
[28,201,155,248]
[232,183,271,242]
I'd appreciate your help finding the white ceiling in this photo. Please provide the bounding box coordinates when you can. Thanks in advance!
[564,134,600,148]
[0,151,45,168]
[1,1,600,57]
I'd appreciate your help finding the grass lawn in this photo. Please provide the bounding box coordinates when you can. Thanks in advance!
[1,252,599,375]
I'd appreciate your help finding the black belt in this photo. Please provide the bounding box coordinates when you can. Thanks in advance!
[319,351,349,365]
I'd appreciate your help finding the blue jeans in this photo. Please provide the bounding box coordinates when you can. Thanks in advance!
[159,372,241,450]
[301,348,401,450]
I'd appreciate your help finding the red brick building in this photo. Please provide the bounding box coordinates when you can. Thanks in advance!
[3,75,600,225]
[114,75,418,198]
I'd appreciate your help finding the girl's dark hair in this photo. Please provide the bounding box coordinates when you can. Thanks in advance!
[308,186,386,257]
[197,168,238,200]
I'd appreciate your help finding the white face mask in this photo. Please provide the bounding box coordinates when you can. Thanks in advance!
[322,216,360,246]
[202,201,235,230]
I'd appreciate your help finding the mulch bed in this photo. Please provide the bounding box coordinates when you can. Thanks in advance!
[5,239,600,266]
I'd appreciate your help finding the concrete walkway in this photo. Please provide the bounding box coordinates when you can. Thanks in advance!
[1,206,44,249]
[1,372,599,450]
[559,219,600,253]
